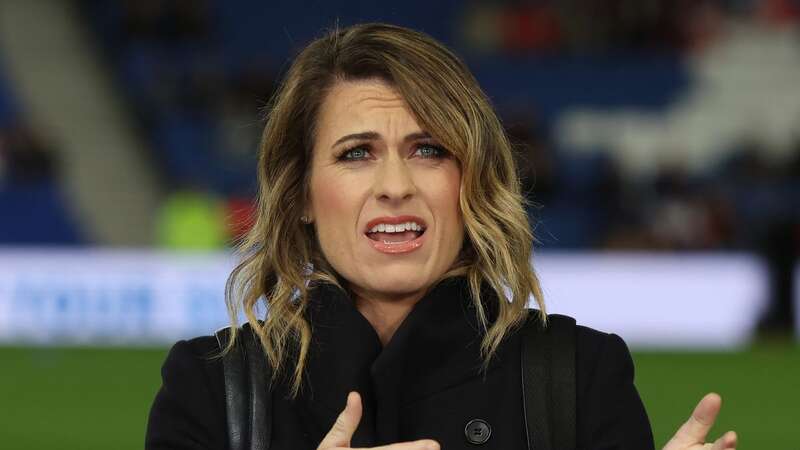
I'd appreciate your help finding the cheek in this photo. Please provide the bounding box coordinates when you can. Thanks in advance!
[428,166,464,241]
[311,178,346,219]
[309,170,365,244]
[446,167,463,221]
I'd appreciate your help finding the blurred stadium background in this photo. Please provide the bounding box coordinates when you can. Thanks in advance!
[0,0,798,448]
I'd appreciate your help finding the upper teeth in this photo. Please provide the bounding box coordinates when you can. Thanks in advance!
[368,222,424,233]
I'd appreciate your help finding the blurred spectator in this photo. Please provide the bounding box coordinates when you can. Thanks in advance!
[0,123,83,244]
[0,125,58,184]
[216,63,276,180]
[758,217,798,333]
[460,0,731,54]
[500,3,562,53]
[120,0,212,46]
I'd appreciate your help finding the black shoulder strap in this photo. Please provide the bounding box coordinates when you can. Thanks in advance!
[215,325,272,450]
[521,312,577,450]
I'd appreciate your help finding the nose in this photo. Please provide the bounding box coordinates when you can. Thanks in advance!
[372,154,416,203]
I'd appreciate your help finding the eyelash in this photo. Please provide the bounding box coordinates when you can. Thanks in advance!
[336,144,449,162]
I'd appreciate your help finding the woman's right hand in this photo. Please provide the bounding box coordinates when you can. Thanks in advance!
[317,391,440,450]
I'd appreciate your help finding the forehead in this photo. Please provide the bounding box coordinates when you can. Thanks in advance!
[326,78,406,109]
[315,79,421,139]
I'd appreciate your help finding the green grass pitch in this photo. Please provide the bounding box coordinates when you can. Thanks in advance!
[1,342,797,448]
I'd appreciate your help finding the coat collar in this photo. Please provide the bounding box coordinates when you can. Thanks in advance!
[298,275,505,446]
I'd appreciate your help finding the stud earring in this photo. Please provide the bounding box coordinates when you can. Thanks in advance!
[300,215,311,224]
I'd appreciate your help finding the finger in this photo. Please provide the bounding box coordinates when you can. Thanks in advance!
[317,391,363,449]
[359,439,440,450]
[665,393,722,448]
[710,431,738,450]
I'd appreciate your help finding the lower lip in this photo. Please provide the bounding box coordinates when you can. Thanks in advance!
[365,231,426,254]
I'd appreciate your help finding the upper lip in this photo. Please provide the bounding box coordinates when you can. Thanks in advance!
[364,215,427,233]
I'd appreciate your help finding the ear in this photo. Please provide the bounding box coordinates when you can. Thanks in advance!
[299,191,312,223]
[301,206,314,224]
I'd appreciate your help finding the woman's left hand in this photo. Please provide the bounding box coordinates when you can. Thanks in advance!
[662,393,737,450]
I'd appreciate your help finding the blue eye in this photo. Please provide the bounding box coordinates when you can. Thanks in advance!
[339,146,369,161]
[414,144,446,159]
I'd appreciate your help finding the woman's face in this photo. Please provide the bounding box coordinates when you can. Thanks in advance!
[307,78,464,301]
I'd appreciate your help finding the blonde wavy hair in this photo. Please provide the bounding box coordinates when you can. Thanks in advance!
[225,23,546,397]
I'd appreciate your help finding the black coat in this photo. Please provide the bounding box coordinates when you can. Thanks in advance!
[146,277,655,449]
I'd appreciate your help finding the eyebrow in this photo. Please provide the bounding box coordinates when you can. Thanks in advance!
[331,131,432,149]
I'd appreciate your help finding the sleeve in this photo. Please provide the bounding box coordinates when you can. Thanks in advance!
[145,338,228,450]
[575,328,655,450]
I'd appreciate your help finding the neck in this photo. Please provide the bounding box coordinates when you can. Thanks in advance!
[353,289,426,346]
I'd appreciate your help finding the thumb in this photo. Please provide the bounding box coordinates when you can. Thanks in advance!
[664,393,722,449]
[317,391,363,449]
[710,431,738,450]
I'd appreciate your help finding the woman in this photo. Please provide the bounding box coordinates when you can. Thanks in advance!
[146,23,738,450]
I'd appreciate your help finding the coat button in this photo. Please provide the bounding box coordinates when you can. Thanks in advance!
[464,418,491,445]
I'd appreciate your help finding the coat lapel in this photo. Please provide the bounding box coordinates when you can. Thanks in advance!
[300,276,504,447]
[301,282,382,446]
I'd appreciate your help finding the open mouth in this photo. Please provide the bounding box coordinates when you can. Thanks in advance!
[367,228,425,244]
[365,220,427,245]
[363,217,428,253]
